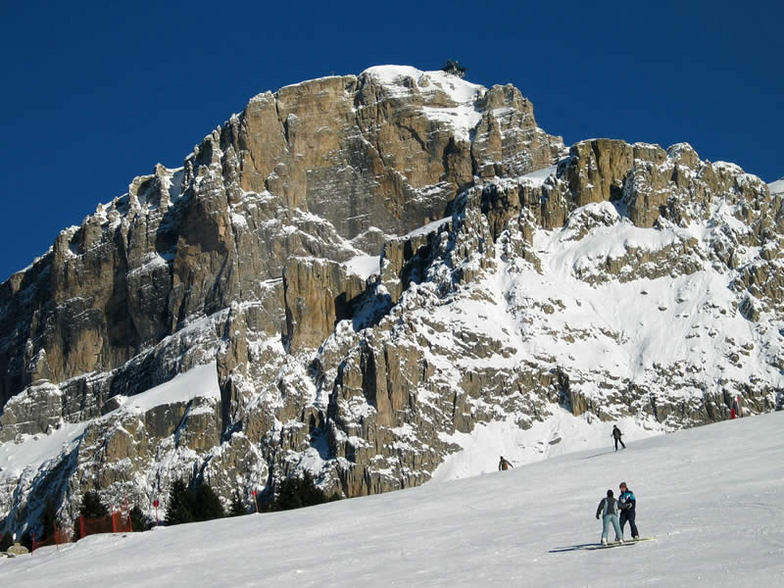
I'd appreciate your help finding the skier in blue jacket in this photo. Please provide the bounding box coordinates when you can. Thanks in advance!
[618,481,639,540]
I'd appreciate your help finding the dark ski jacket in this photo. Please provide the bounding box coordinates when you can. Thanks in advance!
[619,489,636,514]
[612,426,623,440]
[498,458,513,471]
[596,497,620,518]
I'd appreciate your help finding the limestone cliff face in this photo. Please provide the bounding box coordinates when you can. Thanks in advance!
[0,66,562,407]
[0,66,781,535]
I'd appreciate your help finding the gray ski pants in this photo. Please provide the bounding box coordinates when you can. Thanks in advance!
[601,513,622,542]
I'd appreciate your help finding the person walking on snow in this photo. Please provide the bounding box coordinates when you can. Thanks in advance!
[596,489,623,545]
[612,425,626,451]
[618,481,639,540]
[498,456,513,471]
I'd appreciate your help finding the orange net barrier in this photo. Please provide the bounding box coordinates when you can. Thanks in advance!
[80,515,113,536]
[79,509,133,538]
[111,510,133,533]
[32,525,72,552]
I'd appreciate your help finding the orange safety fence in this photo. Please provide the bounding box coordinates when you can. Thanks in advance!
[31,525,72,553]
[79,509,133,538]
[30,506,134,553]
[111,510,133,533]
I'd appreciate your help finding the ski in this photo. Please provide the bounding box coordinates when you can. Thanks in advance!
[550,541,639,553]
[584,541,636,550]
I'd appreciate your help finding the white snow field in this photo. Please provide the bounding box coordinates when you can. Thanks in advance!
[1,412,782,587]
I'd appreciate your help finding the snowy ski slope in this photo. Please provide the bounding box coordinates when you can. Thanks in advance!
[1,412,782,586]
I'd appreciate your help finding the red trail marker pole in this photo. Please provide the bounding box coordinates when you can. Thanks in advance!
[252,489,259,513]
[153,499,160,526]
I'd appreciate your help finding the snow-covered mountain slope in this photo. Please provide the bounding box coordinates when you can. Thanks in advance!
[0,364,223,530]
[1,412,781,587]
[770,177,784,195]
[0,65,782,538]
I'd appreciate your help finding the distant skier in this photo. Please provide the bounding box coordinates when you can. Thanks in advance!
[595,489,623,545]
[498,456,513,471]
[618,481,639,540]
[611,425,626,451]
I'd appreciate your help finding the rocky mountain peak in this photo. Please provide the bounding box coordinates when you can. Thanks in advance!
[0,65,781,537]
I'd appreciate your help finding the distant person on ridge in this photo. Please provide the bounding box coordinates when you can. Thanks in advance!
[498,456,513,471]
[611,425,626,451]
[595,489,623,546]
[618,481,639,540]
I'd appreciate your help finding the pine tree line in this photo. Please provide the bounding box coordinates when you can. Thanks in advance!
[3,472,343,549]
[265,471,339,512]
[164,479,225,525]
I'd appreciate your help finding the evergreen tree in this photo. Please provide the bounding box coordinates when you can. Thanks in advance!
[40,497,58,539]
[165,479,195,525]
[193,483,224,521]
[80,491,108,518]
[164,478,226,525]
[0,531,12,552]
[274,472,327,511]
[73,490,109,540]
[130,505,150,532]
[229,493,247,517]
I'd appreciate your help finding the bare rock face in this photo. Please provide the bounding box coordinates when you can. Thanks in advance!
[0,65,782,537]
[563,139,634,206]
[0,381,62,442]
[472,84,564,178]
[237,67,562,242]
[283,257,365,352]
[0,66,563,409]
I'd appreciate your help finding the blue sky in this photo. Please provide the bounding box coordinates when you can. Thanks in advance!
[1,0,781,280]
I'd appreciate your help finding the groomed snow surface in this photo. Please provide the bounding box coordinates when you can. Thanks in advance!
[2,412,782,586]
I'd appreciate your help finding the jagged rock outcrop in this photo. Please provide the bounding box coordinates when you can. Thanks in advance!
[0,65,781,537]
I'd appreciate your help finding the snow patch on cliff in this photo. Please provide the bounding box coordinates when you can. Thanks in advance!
[362,65,485,142]
[110,362,220,414]
[0,363,220,485]
[345,255,381,280]
[0,423,87,482]
[519,164,558,186]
